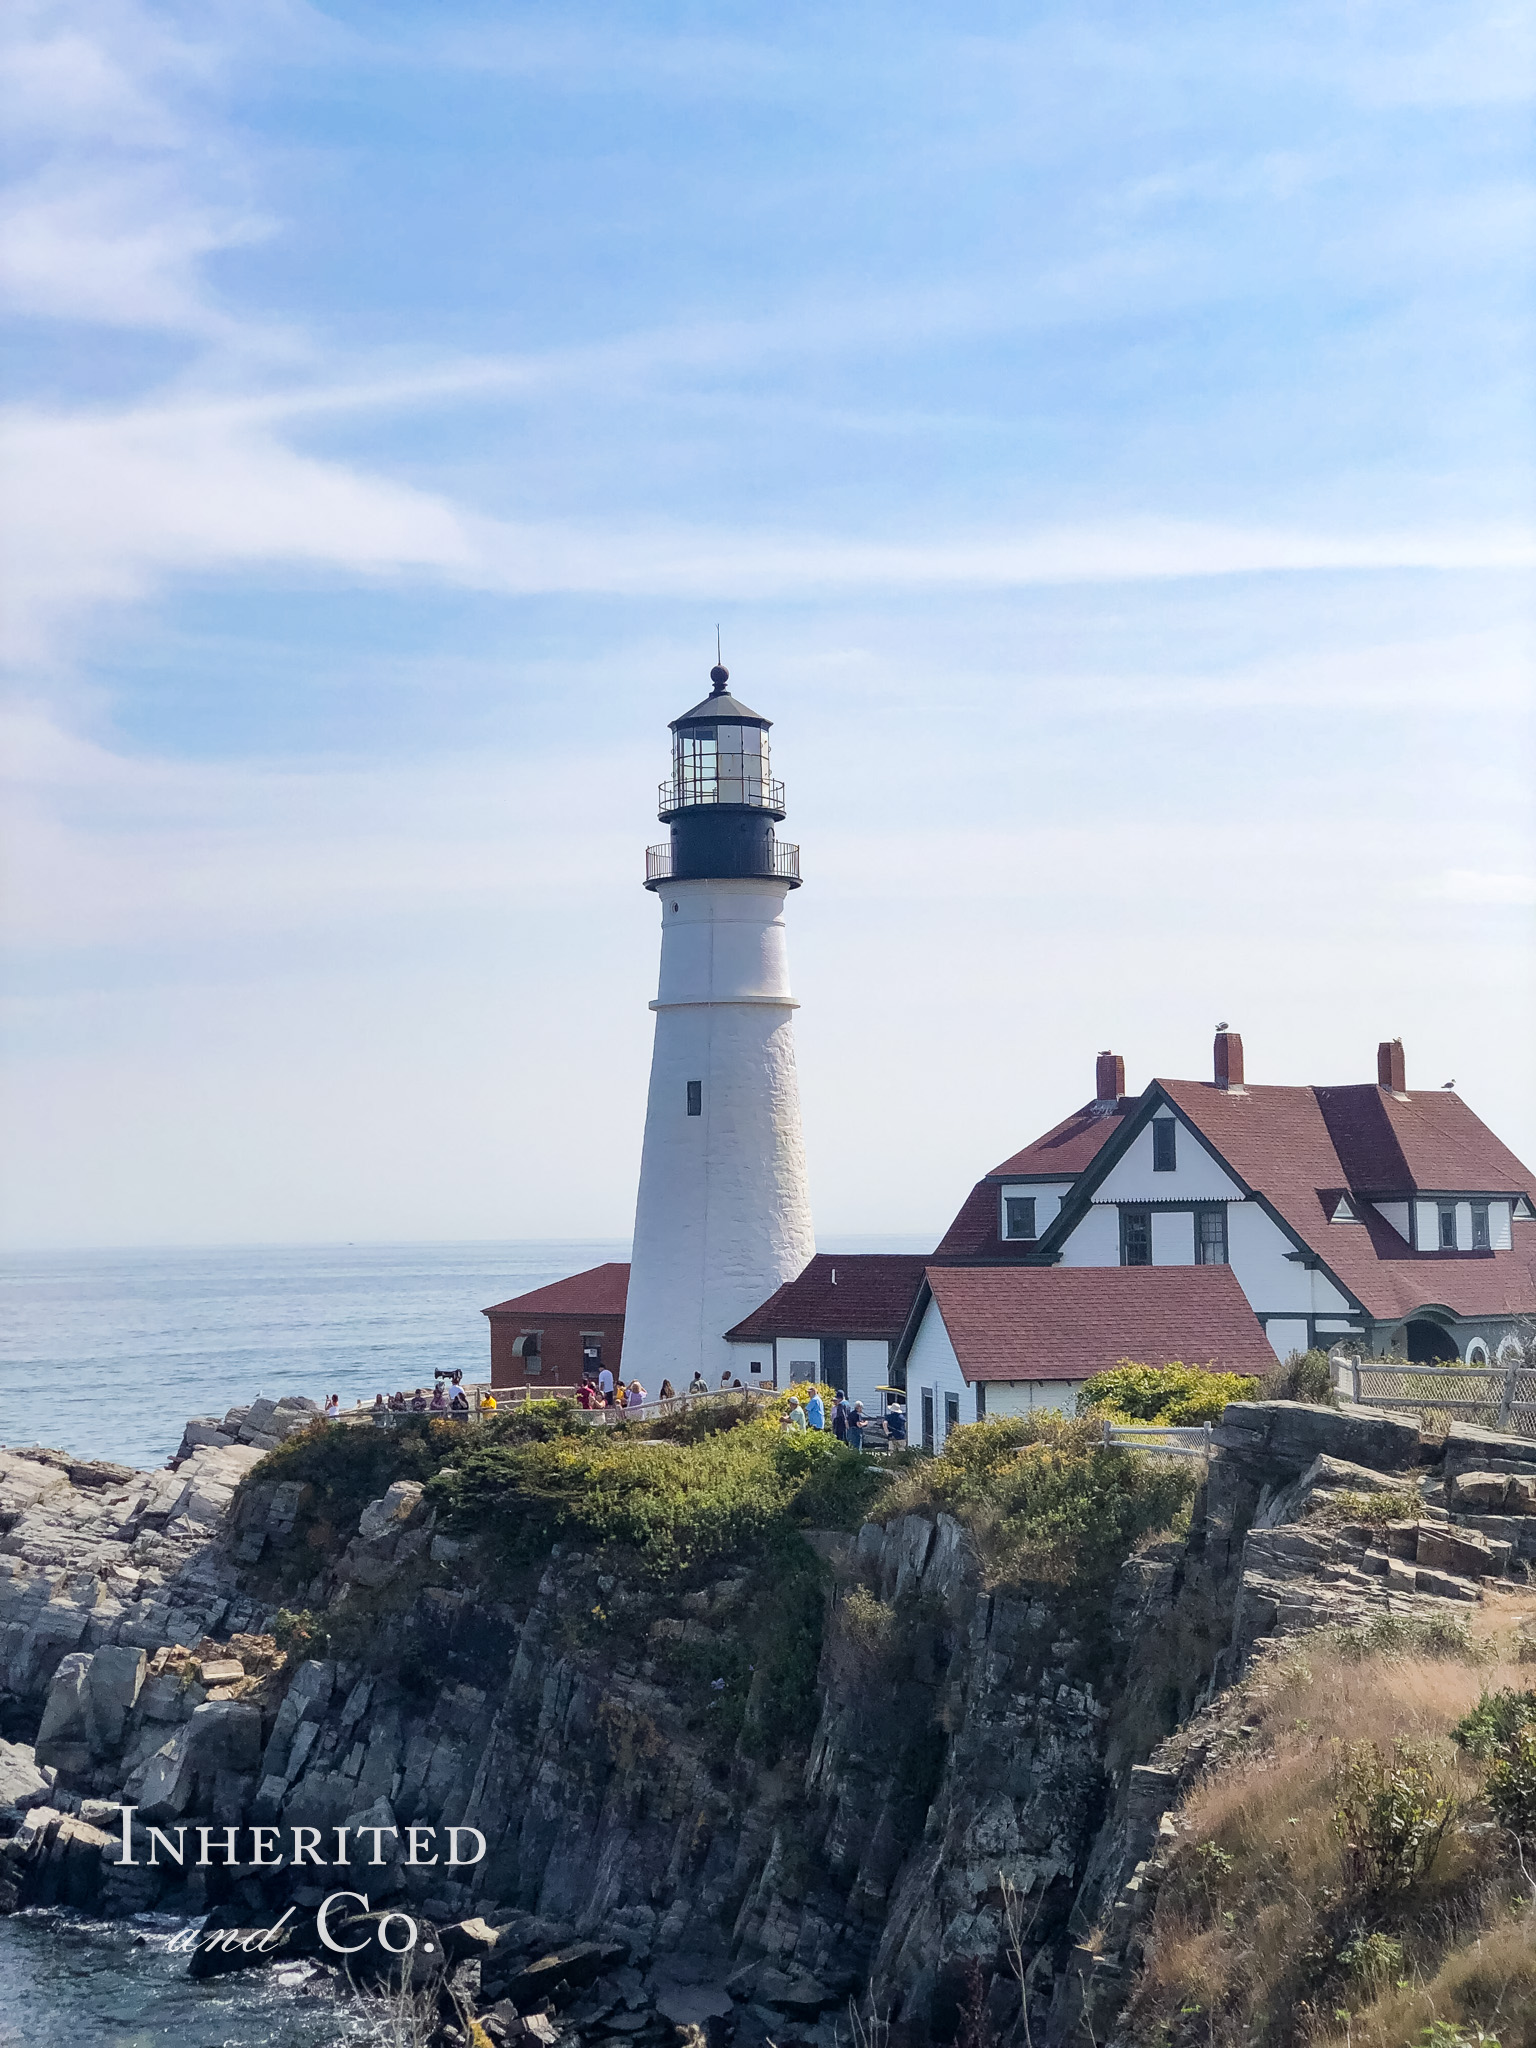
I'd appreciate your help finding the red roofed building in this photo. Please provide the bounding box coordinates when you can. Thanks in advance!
[934,1034,1536,1383]
[483,1263,629,1391]
[895,1263,1274,1448]
[723,1253,929,1409]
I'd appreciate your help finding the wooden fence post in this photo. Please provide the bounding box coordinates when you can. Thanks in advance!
[1351,1358,1362,1405]
[1500,1360,1518,1430]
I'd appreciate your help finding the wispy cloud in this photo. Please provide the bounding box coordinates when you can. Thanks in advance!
[6,388,1531,663]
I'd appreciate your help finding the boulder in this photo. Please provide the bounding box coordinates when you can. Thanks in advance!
[0,1739,52,1818]
[1450,1470,1513,1512]
[131,1700,262,1822]
[481,1937,625,2007]
[358,1481,426,1543]
[438,1915,500,1963]
[1417,1523,1497,1578]
[35,1645,147,1774]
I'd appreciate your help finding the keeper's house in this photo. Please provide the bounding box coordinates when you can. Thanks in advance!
[935,1033,1536,1374]
[483,1263,629,1392]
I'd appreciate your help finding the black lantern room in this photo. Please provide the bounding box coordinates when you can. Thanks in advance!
[644,665,802,889]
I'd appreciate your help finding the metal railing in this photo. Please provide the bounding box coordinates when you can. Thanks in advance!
[644,840,800,884]
[658,775,785,814]
[1102,1420,1214,1459]
[1347,1359,1536,1436]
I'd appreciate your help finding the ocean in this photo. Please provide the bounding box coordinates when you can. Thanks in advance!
[0,1239,631,1470]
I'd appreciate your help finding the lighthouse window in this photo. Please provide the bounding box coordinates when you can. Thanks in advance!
[1003,1196,1036,1240]
[686,1080,702,1116]
[1152,1119,1177,1172]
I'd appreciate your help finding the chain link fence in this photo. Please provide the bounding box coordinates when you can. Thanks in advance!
[1346,1359,1536,1437]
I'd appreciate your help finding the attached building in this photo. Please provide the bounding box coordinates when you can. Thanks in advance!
[895,1261,1276,1450]
[723,1253,929,1409]
[483,1263,629,1391]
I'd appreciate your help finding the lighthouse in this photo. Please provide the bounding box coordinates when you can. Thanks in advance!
[622,662,816,1384]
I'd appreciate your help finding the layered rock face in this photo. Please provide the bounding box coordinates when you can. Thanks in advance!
[3,1402,1533,2047]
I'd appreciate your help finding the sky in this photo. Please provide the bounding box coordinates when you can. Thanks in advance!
[1,0,1533,1251]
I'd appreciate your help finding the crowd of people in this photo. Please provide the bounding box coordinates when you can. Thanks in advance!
[363,1373,486,1420]
[780,1388,906,1449]
[346,1363,907,1447]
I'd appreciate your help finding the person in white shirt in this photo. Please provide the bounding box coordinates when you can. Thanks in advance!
[597,1366,616,1406]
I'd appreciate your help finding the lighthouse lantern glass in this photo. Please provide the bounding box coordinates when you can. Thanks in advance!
[673,723,770,808]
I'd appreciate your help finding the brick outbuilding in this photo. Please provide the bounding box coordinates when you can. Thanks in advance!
[483,1263,629,1392]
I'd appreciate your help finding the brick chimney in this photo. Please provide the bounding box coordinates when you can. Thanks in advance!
[1095,1050,1125,1101]
[1214,1027,1244,1090]
[1377,1038,1406,1092]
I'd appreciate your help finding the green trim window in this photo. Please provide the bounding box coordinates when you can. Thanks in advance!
[1120,1207,1152,1266]
[1152,1119,1177,1172]
[1438,1202,1456,1249]
[1196,1206,1228,1265]
[1004,1195,1037,1240]
[1472,1203,1490,1250]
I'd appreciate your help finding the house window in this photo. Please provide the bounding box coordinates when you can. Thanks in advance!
[749,1360,763,1374]
[1438,1203,1456,1250]
[1120,1208,1152,1266]
[1472,1203,1490,1250]
[1004,1196,1037,1240]
[517,1331,542,1374]
[1152,1120,1177,1172]
[975,1384,987,1421]
[1196,1207,1228,1265]
[944,1391,960,1437]
[686,1080,702,1116]
[921,1389,935,1451]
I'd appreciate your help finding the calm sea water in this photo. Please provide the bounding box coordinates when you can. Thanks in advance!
[0,1240,628,1469]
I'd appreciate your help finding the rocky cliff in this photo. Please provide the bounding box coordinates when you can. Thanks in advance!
[4,1399,1534,2047]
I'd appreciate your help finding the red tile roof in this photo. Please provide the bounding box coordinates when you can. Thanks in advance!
[989,1097,1136,1179]
[724,1254,930,1341]
[484,1262,630,1318]
[1156,1080,1536,1322]
[923,1263,1274,1383]
[936,1099,1137,1259]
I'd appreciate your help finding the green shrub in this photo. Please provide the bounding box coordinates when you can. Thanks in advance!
[1332,1738,1457,1897]
[882,1412,1196,1594]
[1307,1488,1422,1529]
[1078,1362,1258,1426]
[434,1414,885,1574]
[1483,1723,1536,1841]
[1336,1929,1407,1987]
[1322,1613,1481,1664]
[272,1607,330,1658]
[1453,1688,1536,1761]
[1261,1347,1337,1406]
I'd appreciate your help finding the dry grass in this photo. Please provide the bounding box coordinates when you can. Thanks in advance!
[1123,1629,1536,2048]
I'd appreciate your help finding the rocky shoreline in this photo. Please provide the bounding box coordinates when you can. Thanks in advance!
[5,1396,1536,2046]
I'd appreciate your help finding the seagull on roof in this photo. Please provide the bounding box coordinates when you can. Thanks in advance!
[1442,1080,1455,1089]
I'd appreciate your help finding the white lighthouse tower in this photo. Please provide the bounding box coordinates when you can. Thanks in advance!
[623,662,815,1384]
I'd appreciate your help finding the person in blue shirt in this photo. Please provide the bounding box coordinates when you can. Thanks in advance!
[884,1401,907,1445]
[805,1388,826,1431]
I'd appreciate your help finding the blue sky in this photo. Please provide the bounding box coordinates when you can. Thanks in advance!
[2,0,1533,1248]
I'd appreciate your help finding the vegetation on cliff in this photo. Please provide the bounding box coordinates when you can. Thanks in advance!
[881,1411,1197,1594]
[1125,1604,1536,2048]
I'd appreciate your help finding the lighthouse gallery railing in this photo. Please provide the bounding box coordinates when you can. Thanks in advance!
[646,841,800,884]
